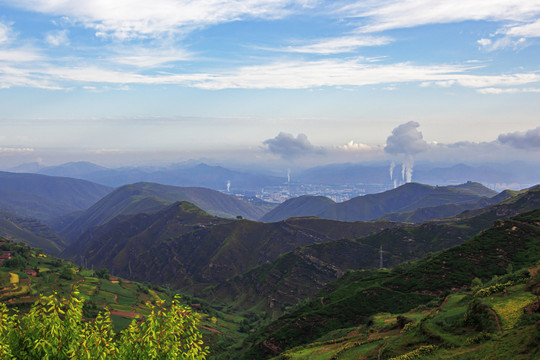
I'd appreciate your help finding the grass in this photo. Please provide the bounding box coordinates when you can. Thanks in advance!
[9,272,19,284]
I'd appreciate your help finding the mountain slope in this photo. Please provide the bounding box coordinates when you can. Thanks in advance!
[377,188,513,223]
[61,205,401,294]
[0,171,112,222]
[260,196,336,222]
[0,210,66,253]
[242,207,540,358]
[54,182,269,242]
[262,182,496,223]
[208,184,540,314]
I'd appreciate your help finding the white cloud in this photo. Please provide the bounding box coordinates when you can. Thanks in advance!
[1,56,540,91]
[337,0,540,33]
[0,22,10,43]
[6,0,309,40]
[338,140,377,152]
[498,126,540,149]
[263,132,324,159]
[109,46,192,67]
[280,35,392,54]
[45,30,70,46]
[476,87,540,94]
[0,48,44,62]
[477,35,527,51]
[505,18,540,37]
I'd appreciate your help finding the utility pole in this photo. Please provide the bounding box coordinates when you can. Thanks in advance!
[379,245,383,269]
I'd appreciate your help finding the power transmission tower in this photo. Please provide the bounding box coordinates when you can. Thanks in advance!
[379,245,383,269]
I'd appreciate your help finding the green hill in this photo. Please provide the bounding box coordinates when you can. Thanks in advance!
[206,186,535,315]
[54,182,269,242]
[239,207,540,358]
[0,236,248,353]
[61,204,401,296]
[0,171,113,223]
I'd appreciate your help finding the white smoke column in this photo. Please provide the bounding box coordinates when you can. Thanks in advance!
[394,179,398,188]
[227,180,231,192]
[384,121,428,184]
[287,168,291,183]
[404,155,414,183]
[389,161,395,181]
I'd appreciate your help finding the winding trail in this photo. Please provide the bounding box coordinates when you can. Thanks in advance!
[488,307,502,333]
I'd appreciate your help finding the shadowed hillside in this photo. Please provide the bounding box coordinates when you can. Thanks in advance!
[54,182,270,242]
[261,181,498,223]
[0,171,112,223]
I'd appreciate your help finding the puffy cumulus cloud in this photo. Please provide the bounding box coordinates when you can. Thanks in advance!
[384,121,428,155]
[45,30,70,46]
[498,126,540,149]
[263,132,323,159]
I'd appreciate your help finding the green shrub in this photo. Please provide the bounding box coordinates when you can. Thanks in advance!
[0,289,208,359]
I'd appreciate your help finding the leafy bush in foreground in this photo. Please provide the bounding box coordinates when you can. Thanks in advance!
[0,289,208,359]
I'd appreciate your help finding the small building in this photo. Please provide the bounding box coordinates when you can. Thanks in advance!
[109,276,120,284]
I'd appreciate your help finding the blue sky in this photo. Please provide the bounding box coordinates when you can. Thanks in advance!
[0,0,539,169]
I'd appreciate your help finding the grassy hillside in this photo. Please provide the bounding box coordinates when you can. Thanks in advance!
[0,171,112,222]
[0,210,66,253]
[206,186,537,315]
[239,207,540,358]
[61,204,401,297]
[277,273,539,359]
[0,236,248,356]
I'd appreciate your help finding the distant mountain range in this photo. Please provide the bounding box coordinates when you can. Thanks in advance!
[0,171,112,222]
[9,161,286,191]
[7,160,540,193]
[261,181,498,222]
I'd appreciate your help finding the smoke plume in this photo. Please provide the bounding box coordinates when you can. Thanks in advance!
[385,121,427,183]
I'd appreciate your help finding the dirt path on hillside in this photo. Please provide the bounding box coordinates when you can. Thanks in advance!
[109,310,140,318]
[488,307,502,333]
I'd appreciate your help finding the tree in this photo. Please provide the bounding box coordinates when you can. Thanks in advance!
[0,289,208,359]
[95,268,110,279]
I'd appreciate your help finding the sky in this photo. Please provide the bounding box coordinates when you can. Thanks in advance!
[0,0,539,169]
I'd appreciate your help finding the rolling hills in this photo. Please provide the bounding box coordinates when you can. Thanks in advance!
[53,182,271,242]
[240,206,540,358]
[61,202,402,295]
[206,185,539,313]
[0,171,113,223]
[261,181,498,222]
